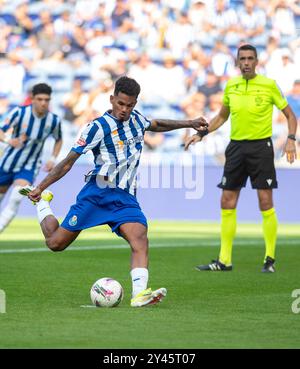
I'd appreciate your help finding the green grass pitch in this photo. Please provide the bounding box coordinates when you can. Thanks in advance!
[0,219,299,348]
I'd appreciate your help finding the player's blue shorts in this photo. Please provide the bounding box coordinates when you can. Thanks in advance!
[61,176,148,237]
[0,167,35,186]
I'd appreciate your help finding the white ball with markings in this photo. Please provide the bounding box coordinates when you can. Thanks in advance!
[90,278,124,307]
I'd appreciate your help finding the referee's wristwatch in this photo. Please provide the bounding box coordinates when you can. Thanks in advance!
[287,134,296,141]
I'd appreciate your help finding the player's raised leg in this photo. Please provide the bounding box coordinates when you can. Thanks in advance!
[119,222,167,307]
[19,185,81,251]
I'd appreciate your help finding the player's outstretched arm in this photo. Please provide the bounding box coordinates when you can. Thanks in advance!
[281,105,297,164]
[148,116,208,132]
[29,151,80,202]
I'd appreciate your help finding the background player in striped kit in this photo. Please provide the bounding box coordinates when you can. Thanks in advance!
[0,83,62,233]
[20,76,208,307]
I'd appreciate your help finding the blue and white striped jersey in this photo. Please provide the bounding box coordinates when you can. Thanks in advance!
[72,109,151,196]
[0,105,62,174]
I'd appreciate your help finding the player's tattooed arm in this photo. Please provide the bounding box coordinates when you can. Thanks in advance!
[149,117,208,132]
[37,151,81,192]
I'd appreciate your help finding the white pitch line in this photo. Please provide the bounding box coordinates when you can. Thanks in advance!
[80,305,97,308]
[0,239,299,254]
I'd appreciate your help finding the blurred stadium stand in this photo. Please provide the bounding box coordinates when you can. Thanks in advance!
[0,0,299,168]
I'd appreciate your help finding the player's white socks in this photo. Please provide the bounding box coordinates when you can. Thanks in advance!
[36,199,54,223]
[131,267,149,298]
[0,186,23,232]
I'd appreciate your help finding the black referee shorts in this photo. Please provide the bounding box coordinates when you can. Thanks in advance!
[218,138,278,190]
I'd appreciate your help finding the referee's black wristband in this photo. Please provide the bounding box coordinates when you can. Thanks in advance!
[198,127,209,138]
[287,134,296,141]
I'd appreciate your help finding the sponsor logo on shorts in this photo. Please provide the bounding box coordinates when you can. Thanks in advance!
[222,176,227,186]
[69,215,77,226]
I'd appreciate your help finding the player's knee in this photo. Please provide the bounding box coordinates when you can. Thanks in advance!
[221,196,236,209]
[258,191,273,211]
[259,199,273,211]
[45,237,67,252]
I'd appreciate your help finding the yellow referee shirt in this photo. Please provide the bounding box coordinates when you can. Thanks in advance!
[223,74,288,140]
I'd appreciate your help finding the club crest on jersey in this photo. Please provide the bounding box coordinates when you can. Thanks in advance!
[69,215,77,226]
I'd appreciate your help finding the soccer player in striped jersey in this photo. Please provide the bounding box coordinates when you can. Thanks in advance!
[0,83,62,233]
[20,76,208,307]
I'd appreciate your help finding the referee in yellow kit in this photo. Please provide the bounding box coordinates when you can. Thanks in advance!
[185,44,297,273]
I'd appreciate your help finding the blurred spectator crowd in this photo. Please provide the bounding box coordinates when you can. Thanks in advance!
[0,0,300,166]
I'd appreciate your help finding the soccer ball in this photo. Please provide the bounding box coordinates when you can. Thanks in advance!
[90,278,124,308]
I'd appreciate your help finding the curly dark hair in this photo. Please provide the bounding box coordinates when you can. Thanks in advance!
[32,83,52,96]
[114,76,141,98]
